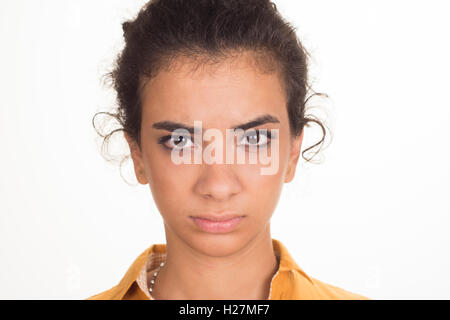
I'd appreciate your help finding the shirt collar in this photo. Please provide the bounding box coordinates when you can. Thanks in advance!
[113,238,313,299]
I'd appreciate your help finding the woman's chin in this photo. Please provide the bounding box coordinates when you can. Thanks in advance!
[187,232,252,258]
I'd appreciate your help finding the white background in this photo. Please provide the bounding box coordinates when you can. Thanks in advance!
[0,0,449,300]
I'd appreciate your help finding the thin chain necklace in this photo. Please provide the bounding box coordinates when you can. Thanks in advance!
[149,261,165,295]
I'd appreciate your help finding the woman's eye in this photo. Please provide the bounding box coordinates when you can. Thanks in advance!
[159,134,195,150]
[238,130,271,147]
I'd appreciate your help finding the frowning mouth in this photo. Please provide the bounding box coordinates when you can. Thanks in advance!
[189,215,246,233]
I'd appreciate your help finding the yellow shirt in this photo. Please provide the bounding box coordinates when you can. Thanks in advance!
[87,238,369,300]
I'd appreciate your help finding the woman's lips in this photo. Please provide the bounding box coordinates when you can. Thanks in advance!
[190,215,246,234]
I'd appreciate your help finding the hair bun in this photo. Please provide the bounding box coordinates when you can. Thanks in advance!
[122,21,131,34]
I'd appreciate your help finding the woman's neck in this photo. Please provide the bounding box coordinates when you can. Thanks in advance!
[150,228,279,300]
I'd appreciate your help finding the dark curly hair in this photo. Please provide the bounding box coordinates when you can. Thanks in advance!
[93,0,330,180]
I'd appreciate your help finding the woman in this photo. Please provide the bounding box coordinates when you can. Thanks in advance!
[89,0,369,300]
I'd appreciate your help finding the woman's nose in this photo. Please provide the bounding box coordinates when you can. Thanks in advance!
[194,163,242,201]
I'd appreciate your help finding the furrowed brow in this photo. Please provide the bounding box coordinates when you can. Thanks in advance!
[152,114,280,133]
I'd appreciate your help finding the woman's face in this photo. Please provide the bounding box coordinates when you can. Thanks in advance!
[125,54,303,257]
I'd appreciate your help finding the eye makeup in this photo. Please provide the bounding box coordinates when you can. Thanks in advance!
[157,128,277,151]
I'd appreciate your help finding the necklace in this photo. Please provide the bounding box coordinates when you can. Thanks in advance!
[149,261,165,295]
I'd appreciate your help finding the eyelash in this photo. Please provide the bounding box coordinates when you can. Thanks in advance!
[157,130,274,151]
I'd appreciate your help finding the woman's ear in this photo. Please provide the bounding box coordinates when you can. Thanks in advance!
[124,132,149,185]
[284,130,304,183]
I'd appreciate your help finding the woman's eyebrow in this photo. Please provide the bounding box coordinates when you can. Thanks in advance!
[152,114,280,133]
[233,114,280,131]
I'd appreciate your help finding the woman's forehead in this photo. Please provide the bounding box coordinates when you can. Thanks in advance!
[140,55,287,122]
